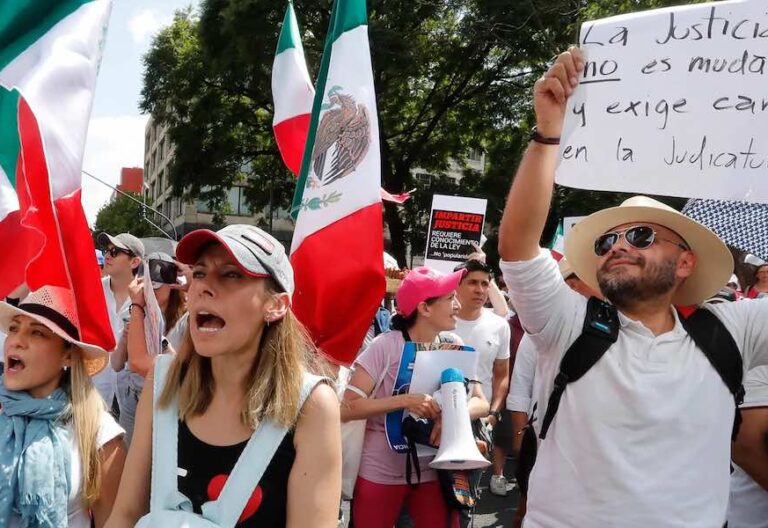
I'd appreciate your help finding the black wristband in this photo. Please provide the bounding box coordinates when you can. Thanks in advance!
[530,126,561,145]
[489,410,502,421]
[130,303,145,315]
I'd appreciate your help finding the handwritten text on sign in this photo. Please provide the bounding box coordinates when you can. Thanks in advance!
[556,0,768,203]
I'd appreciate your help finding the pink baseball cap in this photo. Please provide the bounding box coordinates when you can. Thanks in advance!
[396,266,467,317]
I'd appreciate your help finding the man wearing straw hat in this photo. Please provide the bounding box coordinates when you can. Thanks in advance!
[497,47,768,528]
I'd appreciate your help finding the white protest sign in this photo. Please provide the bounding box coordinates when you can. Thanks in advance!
[424,194,487,274]
[563,215,587,235]
[557,0,768,203]
[408,347,478,457]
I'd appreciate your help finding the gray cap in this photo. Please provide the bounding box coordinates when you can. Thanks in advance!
[97,232,145,259]
[176,224,294,296]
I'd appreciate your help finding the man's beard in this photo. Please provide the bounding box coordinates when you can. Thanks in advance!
[597,253,678,309]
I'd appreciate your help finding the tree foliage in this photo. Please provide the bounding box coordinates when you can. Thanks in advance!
[141,0,713,266]
[92,193,164,239]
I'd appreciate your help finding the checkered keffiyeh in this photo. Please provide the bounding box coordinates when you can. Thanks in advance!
[683,199,768,260]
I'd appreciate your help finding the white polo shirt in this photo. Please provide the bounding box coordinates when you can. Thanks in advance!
[728,366,768,528]
[501,249,768,528]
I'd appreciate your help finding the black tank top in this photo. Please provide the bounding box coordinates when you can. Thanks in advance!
[177,420,296,527]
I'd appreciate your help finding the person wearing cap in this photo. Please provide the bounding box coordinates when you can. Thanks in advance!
[0,286,127,527]
[497,46,768,528]
[451,259,512,500]
[94,232,145,410]
[106,225,340,528]
[110,251,188,445]
[341,266,489,528]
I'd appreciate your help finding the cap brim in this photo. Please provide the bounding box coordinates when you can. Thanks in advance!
[438,269,468,297]
[97,233,127,251]
[0,302,108,376]
[564,205,733,306]
[176,229,270,279]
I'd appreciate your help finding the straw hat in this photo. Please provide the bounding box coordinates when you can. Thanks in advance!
[0,286,108,376]
[564,196,733,306]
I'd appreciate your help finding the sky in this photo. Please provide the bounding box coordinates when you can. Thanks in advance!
[81,0,199,225]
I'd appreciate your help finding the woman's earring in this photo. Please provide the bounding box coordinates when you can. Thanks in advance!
[63,365,69,372]
[265,317,271,327]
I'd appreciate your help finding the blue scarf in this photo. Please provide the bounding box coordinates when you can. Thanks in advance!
[0,379,71,528]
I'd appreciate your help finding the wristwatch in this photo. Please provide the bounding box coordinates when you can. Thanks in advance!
[489,410,502,422]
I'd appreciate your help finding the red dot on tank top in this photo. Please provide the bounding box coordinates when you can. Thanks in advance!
[207,474,263,522]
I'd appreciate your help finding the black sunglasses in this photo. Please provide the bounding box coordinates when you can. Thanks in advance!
[105,246,133,258]
[594,225,690,257]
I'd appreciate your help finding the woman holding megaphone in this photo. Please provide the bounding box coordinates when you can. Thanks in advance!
[341,267,488,528]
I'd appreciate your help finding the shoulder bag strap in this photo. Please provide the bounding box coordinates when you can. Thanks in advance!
[678,308,745,440]
[539,297,619,439]
[149,354,180,511]
[203,374,329,527]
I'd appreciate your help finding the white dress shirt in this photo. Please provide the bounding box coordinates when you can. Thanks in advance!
[91,276,129,405]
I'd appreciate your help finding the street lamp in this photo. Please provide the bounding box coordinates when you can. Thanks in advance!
[83,169,179,240]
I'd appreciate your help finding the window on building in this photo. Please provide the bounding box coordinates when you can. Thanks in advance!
[468,149,483,162]
[415,173,432,186]
[158,171,164,195]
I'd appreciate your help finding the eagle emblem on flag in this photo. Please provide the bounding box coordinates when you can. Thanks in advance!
[311,85,371,185]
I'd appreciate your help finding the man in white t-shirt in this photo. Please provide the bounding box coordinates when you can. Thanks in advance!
[453,259,511,496]
[729,365,768,527]
[93,232,144,408]
[497,47,768,528]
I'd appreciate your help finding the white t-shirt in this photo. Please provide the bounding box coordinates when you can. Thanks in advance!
[728,366,768,528]
[501,249,768,528]
[8,409,124,528]
[454,309,510,401]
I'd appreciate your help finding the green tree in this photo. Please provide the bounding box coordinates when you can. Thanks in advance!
[141,0,714,266]
[93,193,164,239]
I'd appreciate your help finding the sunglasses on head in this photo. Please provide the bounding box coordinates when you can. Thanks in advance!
[105,246,133,258]
[594,225,690,257]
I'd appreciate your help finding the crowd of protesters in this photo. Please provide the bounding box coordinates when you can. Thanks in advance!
[2,44,768,528]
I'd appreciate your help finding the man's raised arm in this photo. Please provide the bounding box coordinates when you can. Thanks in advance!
[498,48,584,262]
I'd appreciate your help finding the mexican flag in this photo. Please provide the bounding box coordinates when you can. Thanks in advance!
[272,1,314,175]
[549,220,565,261]
[290,0,384,366]
[0,0,115,350]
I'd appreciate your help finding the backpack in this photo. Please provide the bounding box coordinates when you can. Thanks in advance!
[538,297,744,441]
[514,298,745,497]
[136,354,326,528]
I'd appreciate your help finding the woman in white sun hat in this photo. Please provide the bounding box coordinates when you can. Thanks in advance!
[0,286,127,528]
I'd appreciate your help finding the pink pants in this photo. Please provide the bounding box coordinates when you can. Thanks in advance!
[352,476,459,528]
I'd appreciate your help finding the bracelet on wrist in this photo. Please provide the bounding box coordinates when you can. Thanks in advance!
[530,126,561,145]
[130,303,146,315]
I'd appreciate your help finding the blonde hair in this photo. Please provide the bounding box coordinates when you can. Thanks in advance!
[158,279,323,428]
[60,347,107,508]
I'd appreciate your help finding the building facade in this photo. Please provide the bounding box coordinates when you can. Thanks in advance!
[142,116,294,242]
[143,115,484,249]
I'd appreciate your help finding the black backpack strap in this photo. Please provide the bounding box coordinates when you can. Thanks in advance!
[677,308,745,440]
[539,297,619,439]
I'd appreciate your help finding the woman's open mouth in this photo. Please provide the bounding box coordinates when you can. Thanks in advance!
[195,311,226,334]
[5,355,25,373]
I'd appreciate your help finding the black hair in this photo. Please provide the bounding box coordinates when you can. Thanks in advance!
[391,296,439,331]
[454,259,491,277]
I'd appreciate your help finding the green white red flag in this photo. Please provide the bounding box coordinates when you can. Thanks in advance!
[271,2,314,174]
[0,0,115,350]
[550,220,565,261]
[290,0,385,366]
